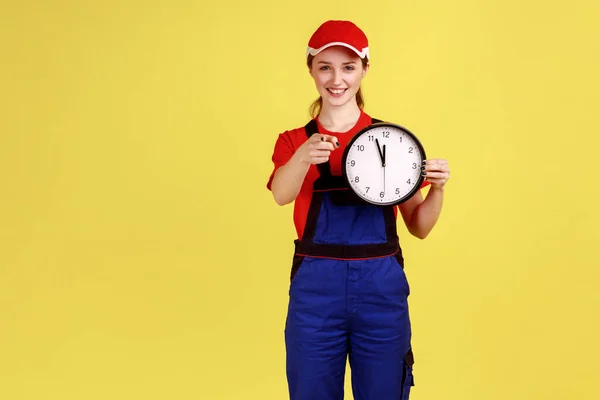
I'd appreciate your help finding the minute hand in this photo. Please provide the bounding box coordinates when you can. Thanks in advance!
[383,144,386,193]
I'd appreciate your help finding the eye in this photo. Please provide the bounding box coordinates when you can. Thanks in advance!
[319,65,330,71]
[345,65,355,70]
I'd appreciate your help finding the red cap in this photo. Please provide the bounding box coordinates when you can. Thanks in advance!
[306,20,370,60]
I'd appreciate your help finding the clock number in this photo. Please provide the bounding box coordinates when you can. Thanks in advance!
[399,136,403,142]
[365,187,370,193]
[354,176,360,183]
[368,135,374,141]
[350,160,356,167]
[358,145,365,151]
[407,179,412,185]
[412,163,417,169]
[380,191,385,198]
[382,131,390,138]
[408,147,414,153]
[395,188,400,195]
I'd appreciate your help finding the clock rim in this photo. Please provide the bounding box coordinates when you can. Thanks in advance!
[341,122,427,206]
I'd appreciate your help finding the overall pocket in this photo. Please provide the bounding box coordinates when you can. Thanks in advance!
[400,348,415,400]
[289,255,315,295]
[290,254,305,284]
[391,254,411,297]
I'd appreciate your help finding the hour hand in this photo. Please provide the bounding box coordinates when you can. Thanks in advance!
[375,139,386,167]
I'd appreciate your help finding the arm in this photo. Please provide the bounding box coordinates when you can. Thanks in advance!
[270,133,339,206]
[398,159,450,239]
[270,151,311,206]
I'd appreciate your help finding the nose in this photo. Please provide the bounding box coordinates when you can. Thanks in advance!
[332,69,343,86]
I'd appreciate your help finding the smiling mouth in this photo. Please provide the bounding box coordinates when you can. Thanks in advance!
[327,88,347,95]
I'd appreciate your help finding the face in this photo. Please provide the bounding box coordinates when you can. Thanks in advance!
[309,46,369,109]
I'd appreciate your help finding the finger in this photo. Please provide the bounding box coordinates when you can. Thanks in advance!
[423,163,449,173]
[423,166,450,174]
[310,149,332,158]
[422,172,449,179]
[423,159,437,169]
[312,141,336,151]
[309,133,326,143]
[425,158,448,163]
[308,134,327,144]
[312,156,330,164]
[426,179,448,187]
[321,134,340,148]
[424,158,448,164]
[424,175,447,183]
[423,162,450,173]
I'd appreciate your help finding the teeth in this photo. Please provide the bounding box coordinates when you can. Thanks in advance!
[329,88,345,94]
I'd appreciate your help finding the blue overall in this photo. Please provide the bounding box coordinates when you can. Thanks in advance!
[284,119,415,400]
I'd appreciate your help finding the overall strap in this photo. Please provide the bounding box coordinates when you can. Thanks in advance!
[304,119,331,178]
[301,119,326,242]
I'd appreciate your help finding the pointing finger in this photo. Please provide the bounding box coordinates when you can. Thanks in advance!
[309,133,339,148]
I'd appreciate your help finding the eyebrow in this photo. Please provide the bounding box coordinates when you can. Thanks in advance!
[317,61,358,65]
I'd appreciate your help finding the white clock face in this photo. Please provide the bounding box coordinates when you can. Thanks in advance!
[344,124,425,205]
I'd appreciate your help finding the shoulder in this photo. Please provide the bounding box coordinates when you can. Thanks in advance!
[358,110,384,126]
[345,111,385,135]
[363,111,385,125]
[272,120,313,149]
[278,124,309,141]
[282,118,313,137]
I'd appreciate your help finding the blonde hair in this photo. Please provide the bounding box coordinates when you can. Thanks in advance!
[307,54,369,118]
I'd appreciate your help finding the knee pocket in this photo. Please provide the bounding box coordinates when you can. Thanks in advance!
[401,349,415,400]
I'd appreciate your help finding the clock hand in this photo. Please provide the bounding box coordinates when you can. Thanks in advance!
[383,165,386,195]
[375,139,385,167]
[382,143,386,195]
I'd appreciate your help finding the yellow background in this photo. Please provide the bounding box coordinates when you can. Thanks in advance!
[1,0,599,399]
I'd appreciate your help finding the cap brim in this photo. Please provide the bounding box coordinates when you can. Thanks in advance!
[306,42,369,59]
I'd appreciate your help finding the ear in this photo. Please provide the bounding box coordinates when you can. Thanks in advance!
[362,63,370,78]
[308,60,317,78]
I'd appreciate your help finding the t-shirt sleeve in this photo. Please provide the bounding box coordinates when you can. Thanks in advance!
[266,132,296,191]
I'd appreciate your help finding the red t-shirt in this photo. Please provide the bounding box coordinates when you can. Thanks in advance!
[267,110,429,239]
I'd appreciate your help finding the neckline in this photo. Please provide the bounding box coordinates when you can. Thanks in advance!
[315,109,365,135]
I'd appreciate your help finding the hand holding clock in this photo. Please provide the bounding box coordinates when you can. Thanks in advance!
[422,159,450,190]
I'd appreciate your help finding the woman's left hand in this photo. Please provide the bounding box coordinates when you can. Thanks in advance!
[423,159,450,190]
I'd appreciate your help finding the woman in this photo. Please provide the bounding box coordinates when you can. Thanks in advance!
[266,20,450,400]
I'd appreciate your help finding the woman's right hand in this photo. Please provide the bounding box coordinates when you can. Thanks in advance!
[270,133,339,206]
[297,134,340,165]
